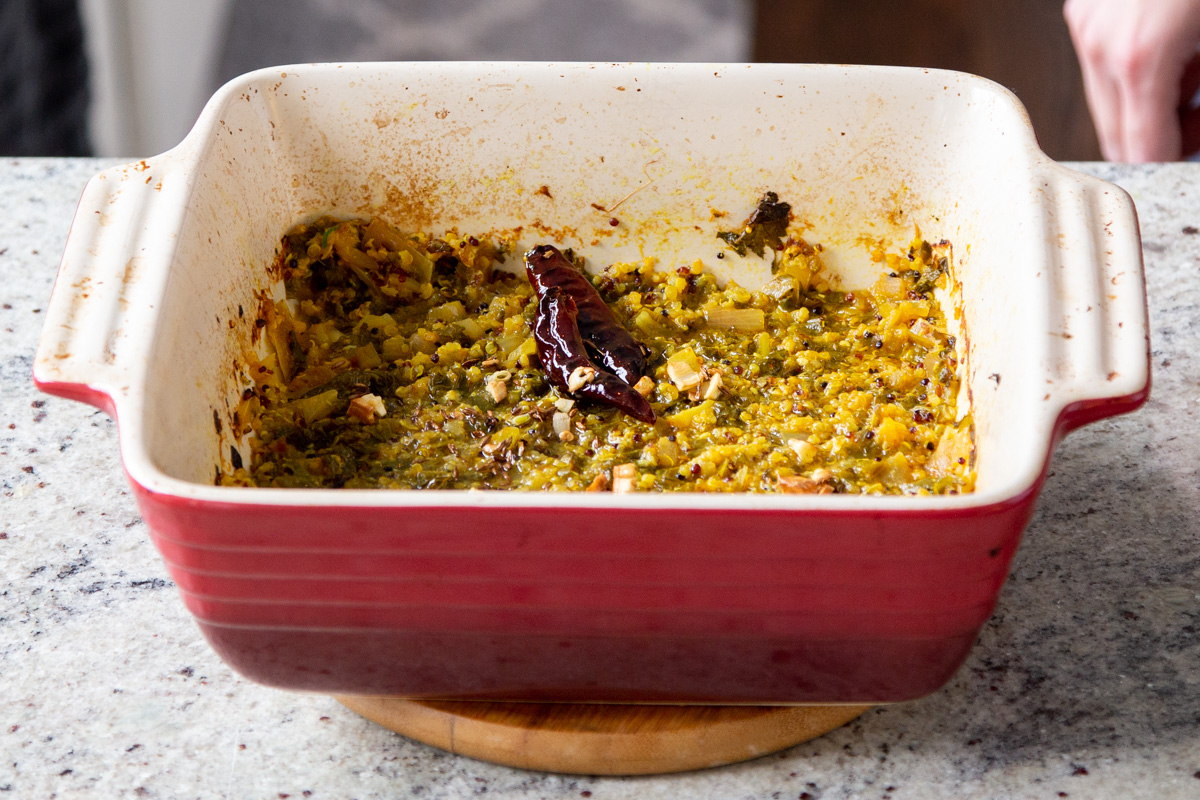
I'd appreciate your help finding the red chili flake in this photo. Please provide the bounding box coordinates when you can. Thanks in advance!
[690,464,702,477]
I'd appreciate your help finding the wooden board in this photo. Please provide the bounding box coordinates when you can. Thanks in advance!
[336,697,871,775]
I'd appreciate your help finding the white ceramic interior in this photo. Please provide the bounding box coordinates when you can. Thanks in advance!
[35,62,1147,509]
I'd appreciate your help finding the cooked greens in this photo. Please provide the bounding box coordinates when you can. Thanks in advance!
[222,215,974,494]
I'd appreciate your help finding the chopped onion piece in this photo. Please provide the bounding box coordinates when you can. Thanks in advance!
[705,307,765,333]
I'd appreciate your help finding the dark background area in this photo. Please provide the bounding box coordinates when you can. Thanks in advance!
[753,0,1100,161]
[1,0,1100,160]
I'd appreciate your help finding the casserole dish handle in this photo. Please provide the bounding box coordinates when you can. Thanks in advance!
[33,160,177,416]
[1041,166,1150,432]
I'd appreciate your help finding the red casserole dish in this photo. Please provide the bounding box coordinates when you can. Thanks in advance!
[33,62,1149,703]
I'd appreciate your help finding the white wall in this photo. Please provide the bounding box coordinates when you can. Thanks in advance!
[81,0,232,157]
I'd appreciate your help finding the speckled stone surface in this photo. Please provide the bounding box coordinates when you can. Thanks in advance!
[1,158,1198,799]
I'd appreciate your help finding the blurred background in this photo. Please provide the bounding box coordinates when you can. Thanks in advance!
[0,0,1099,161]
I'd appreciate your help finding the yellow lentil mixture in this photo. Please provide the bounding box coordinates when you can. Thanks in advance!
[221,215,975,494]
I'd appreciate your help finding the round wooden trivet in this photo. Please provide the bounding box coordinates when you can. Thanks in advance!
[335,697,871,775]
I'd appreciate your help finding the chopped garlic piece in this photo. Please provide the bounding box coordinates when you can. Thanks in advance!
[567,365,596,392]
[612,463,637,494]
[910,318,936,338]
[666,359,702,392]
[786,437,817,463]
[552,411,572,437]
[701,371,723,400]
[633,375,655,397]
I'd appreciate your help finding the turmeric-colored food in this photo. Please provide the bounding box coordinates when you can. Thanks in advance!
[222,213,974,494]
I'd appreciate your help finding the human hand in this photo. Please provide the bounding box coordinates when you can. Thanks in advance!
[1064,0,1200,161]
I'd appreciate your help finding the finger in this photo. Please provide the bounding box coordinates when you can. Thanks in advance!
[1078,53,1127,161]
[1065,4,1128,161]
[1118,53,1186,161]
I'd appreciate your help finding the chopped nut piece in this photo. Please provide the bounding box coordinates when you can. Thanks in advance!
[811,468,835,483]
[485,370,511,403]
[778,475,813,493]
[567,365,597,392]
[612,462,638,494]
[347,393,386,424]
[586,473,609,492]
[633,375,655,397]
[558,430,576,442]
[778,469,835,494]
[486,380,507,403]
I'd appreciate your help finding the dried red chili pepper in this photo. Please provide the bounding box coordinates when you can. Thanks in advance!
[532,287,655,423]
[524,245,649,385]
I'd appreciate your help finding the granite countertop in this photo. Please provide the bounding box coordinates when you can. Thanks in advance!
[1,159,1197,799]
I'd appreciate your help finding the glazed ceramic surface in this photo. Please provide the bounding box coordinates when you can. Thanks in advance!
[34,63,1148,702]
